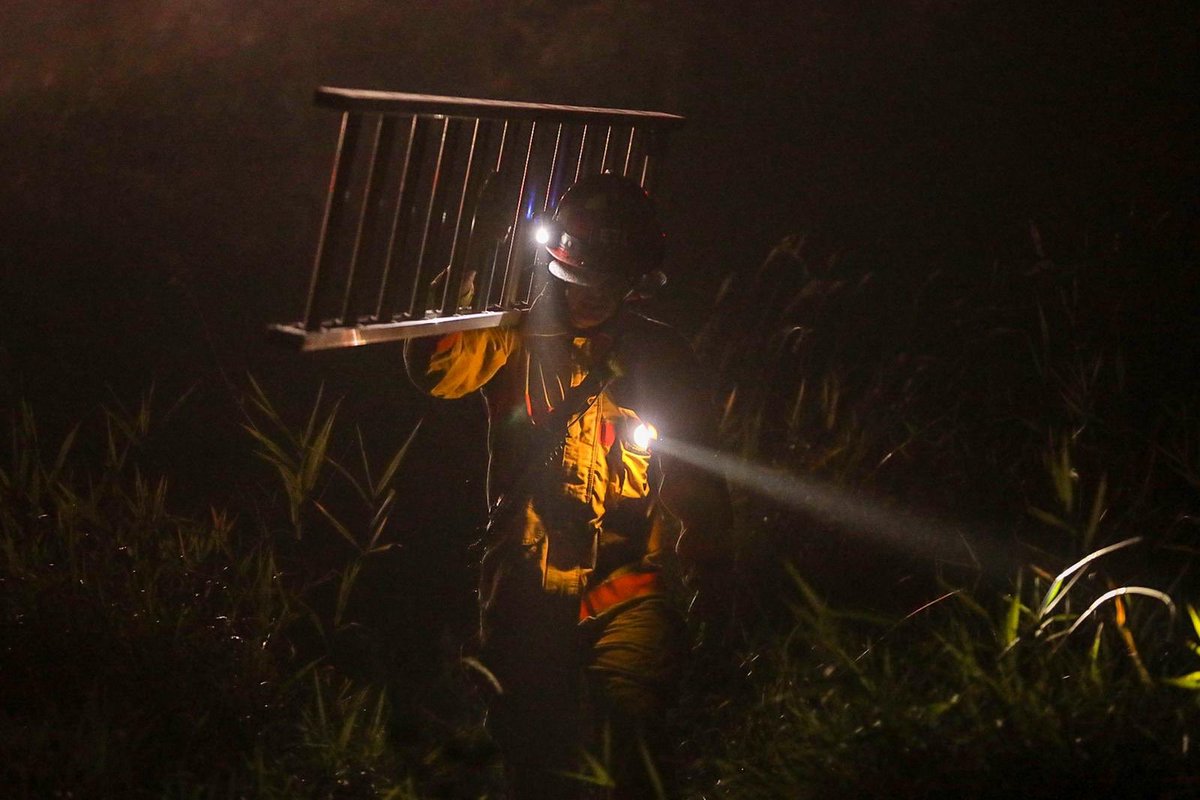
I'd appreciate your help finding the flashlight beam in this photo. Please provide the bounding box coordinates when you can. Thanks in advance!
[656,437,1015,577]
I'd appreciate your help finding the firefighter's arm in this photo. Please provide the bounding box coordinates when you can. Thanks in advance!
[404,325,519,398]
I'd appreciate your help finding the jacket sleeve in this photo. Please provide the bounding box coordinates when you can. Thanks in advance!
[404,326,520,399]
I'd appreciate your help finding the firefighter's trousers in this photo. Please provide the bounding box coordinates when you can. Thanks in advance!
[482,589,685,800]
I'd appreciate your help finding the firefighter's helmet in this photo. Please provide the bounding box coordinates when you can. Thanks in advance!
[545,173,664,287]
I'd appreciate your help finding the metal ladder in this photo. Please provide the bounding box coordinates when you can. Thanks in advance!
[268,87,684,351]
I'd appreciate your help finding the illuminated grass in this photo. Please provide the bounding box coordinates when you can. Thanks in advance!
[690,572,1200,799]
[684,214,1200,798]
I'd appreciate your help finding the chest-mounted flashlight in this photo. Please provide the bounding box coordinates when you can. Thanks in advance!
[632,422,658,451]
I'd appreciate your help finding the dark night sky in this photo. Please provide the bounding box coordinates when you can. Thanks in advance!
[1,1,1196,522]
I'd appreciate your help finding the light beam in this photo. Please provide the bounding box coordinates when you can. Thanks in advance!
[657,436,1015,577]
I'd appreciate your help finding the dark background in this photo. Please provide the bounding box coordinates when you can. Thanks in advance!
[1,1,1197,650]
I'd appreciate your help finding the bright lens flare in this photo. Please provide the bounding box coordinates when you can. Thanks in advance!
[633,422,658,450]
[534,225,552,245]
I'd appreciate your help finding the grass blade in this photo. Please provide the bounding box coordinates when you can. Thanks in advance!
[374,420,422,498]
[1164,671,1200,690]
[1037,536,1144,620]
[1002,570,1023,649]
[1082,473,1107,552]
[1061,586,1177,640]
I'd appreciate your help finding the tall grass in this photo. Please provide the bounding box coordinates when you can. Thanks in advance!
[3,207,1196,797]
[685,210,1200,797]
[0,390,423,798]
[699,566,1200,799]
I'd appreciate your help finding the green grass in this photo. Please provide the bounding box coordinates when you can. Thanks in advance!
[683,211,1200,798]
[683,555,1200,799]
[0,393,424,798]
[3,208,1198,797]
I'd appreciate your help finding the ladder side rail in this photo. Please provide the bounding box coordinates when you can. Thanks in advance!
[269,310,523,352]
[314,87,685,129]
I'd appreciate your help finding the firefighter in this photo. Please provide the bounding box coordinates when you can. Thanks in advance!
[406,173,731,799]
